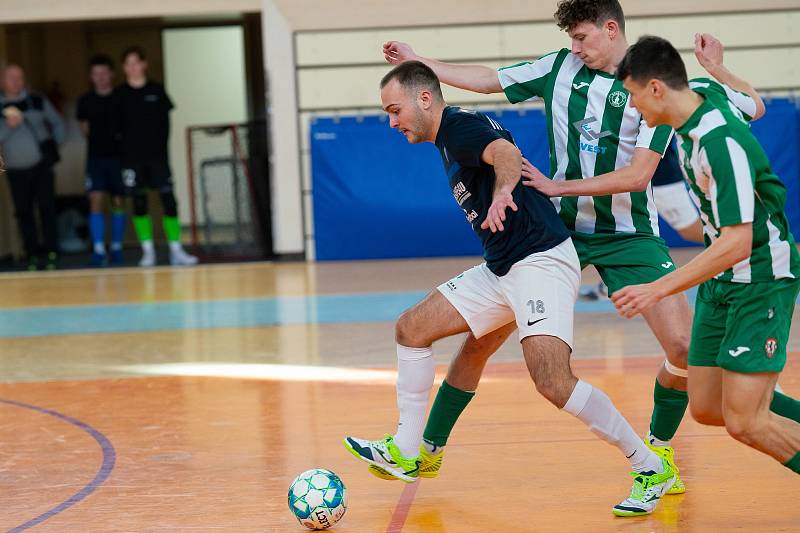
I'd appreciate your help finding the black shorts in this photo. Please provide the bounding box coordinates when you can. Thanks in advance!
[122,159,173,193]
[86,157,125,197]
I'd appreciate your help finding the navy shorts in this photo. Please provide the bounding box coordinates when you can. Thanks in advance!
[86,157,125,197]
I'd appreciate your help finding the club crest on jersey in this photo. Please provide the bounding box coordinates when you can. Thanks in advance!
[608,90,627,108]
[765,338,778,358]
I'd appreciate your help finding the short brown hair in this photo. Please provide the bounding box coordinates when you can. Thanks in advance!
[554,0,625,33]
[380,61,444,102]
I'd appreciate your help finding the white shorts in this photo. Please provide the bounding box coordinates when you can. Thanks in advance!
[437,238,580,348]
[653,181,700,231]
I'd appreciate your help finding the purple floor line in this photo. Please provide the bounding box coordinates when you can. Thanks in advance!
[1,399,116,533]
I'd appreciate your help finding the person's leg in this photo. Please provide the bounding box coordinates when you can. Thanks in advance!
[520,334,674,516]
[109,160,127,264]
[6,169,38,266]
[89,191,107,265]
[688,366,725,425]
[87,159,110,265]
[598,234,691,493]
[641,293,692,444]
[152,161,196,266]
[344,289,473,481]
[423,323,516,445]
[722,370,800,473]
[34,166,58,269]
[132,191,155,267]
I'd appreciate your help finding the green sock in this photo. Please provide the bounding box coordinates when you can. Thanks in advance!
[162,216,181,242]
[649,379,689,443]
[133,215,153,242]
[770,391,800,423]
[422,380,475,447]
[784,451,800,474]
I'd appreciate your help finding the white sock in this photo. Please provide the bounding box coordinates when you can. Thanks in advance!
[141,240,155,253]
[94,242,106,254]
[111,242,122,251]
[563,380,662,473]
[169,241,183,253]
[394,344,434,458]
[647,432,671,448]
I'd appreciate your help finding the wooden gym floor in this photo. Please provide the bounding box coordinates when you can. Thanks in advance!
[1,251,798,532]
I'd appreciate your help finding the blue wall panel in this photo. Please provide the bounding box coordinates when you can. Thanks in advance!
[311,99,800,260]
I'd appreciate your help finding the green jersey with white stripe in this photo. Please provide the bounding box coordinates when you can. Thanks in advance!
[676,78,800,283]
[498,49,673,236]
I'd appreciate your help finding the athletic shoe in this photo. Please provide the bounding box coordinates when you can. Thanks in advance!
[26,256,39,271]
[343,435,420,482]
[110,248,124,265]
[368,441,444,480]
[170,247,198,266]
[139,249,156,267]
[613,457,676,517]
[45,252,58,271]
[90,252,107,267]
[645,440,686,494]
[578,281,608,301]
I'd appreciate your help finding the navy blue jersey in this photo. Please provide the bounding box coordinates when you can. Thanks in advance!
[435,106,569,276]
[651,139,683,186]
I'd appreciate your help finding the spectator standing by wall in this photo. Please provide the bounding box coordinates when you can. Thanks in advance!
[0,64,65,271]
[114,46,197,267]
[78,55,127,267]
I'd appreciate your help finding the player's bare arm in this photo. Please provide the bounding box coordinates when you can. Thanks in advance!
[522,147,661,197]
[383,41,502,94]
[479,138,520,233]
[694,33,765,120]
[612,223,752,318]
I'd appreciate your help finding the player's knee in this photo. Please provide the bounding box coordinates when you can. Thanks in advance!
[723,412,763,446]
[160,191,178,217]
[133,193,149,216]
[531,370,574,408]
[395,310,425,347]
[665,335,690,366]
[690,402,724,426]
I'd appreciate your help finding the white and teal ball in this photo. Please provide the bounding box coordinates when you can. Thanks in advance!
[288,468,347,530]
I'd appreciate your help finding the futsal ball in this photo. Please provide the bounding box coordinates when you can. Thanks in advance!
[288,468,347,530]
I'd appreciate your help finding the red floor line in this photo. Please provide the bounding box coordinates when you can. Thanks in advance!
[384,480,420,533]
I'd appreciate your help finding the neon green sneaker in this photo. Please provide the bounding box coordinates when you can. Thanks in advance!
[343,434,420,483]
[613,457,676,517]
[368,442,444,480]
[645,440,686,494]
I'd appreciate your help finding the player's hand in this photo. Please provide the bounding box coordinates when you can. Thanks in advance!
[611,283,663,319]
[383,41,418,64]
[695,33,724,73]
[480,191,517,233]
[521,158,560,196]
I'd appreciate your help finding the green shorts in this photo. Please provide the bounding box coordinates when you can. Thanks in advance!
[571,232,676,295]
[688,277,800,373]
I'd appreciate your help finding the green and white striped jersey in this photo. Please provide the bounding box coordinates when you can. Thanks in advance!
[497,49,673,236]
[676,78,799,283]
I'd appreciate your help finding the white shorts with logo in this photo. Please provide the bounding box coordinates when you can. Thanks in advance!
[437,238,580,348]
[653,181,700,231]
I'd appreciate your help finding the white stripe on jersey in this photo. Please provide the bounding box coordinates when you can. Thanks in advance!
[550,54,584,213]
[706,152,721,228]
[497,53,558,103]
[726,138,755,223]
[766,216,795,279]
[690,80,757,119]
[610,106,647,233]
[688,108,726,142]
[574,75,615,233]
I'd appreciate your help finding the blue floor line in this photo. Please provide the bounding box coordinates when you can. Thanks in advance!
[0,285,705,338]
